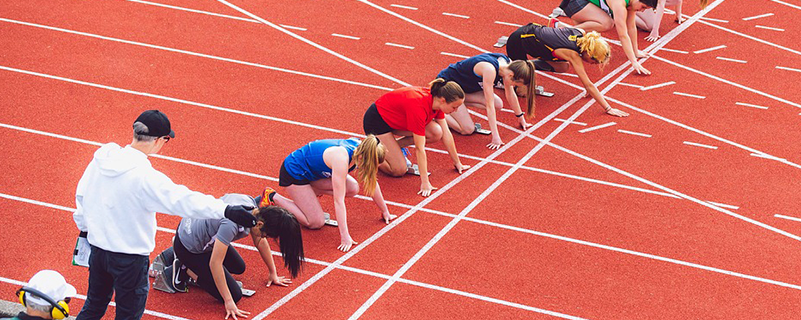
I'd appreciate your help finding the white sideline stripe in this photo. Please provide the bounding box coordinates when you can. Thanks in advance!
[756,25,785,32]
[494,21,523,27]
[775,214,801,223]
[652,55,801,111]
[442,12,470,19]
[750,153,786,161]
[776,66,801,73]
[683,141,718,149]
[125,0,259,23]
[214,0,412,87]
[617,82,643,89]
[578,122,616,133]
[0,276,189,320]
[707,201,739,210]
[736,102,768,110]
[385,42,414,49]
[699,17,729,23]
[440,52,470,59]
[389,4,418,10]
[659,47,689,54]
[640,81,676,91]
[607,96,801,170]
[554,118,587,126]
[693,45,726,54]
[618,129,652,138]
[716,56,747,63]
[772,0,801,10]
[332,33,360,40]
[673,91,706,99]
[694,19,801,56]
[279,24,307,31]
[0,18,393,92]
[556,72,579,77]
[743,13,774,21]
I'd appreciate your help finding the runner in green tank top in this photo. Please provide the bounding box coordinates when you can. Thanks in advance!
[558,0,656,75]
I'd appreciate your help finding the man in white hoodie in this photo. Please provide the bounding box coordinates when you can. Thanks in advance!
[73,110,257,320]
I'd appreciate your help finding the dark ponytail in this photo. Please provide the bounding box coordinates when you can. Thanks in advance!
[507,60,536,119]
[257,206,305,278]
[429,78,465,103]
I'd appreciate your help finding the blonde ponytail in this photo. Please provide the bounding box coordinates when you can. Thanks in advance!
[576,31,611,67]
[353,135,386,196]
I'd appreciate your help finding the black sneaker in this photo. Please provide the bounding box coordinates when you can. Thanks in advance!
[172,258,189,293]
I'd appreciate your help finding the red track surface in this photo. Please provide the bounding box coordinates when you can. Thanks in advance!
[2,0,801,319]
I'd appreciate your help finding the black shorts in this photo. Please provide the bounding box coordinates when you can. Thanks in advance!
[559,0,590,17]
[506,27,529,61]
[278,161,311,187]
[362,103,394,135]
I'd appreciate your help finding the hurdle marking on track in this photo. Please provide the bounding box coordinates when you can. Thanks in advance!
[699,16,728,23]
[756,25,785,32]
[743,13,774,21]
[736,102,768,110]
[776,66,801,73]
[716,56,747,63]
[659,47,689,54]
[775,214,801,223]
[442,12,470,19]
[554,118,587,126]
[494,21,523,27]
[617,129,652,138]
[683,141,718,149]
[693,45,726,54]
[617,82,643,89]
[673,91,706,99]
[332,33,361,40]
[707,201,739,210]
[579,122,616,133]
[390,3,418,10]
[640,81,675,91]
[385,42,414,49]
[279,24,307,31]
[441,52,470,59]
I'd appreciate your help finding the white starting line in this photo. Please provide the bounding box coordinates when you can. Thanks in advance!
[441,52,470,59]
[442,12,470,19]
[279,24,306,31]
[660,47,689,54]
[776,66,801,73]
[618,82,644,89]
[683,141,718,150]
[385,42,414,49]
[641,81,676,91]
[743,13,774,21]
[736,102,769,110]
[494,21,523,27]
[756,25,785,32]
[699,17,729,23]
[716,56,747,63]
[332,33,360,40]
[554,118,587,126]
[673,91,706,99]
[694,45,727,54]
[390,4,418,10]
[775,214,801,223]
[617,129,652,138]
[579,122,616,133]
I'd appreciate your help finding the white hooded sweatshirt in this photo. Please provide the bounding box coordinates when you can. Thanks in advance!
[74,143,226,255]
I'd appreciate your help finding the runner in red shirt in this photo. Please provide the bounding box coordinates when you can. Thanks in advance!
[363,79,470,197]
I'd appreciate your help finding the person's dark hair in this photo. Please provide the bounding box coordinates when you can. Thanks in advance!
[256,206,304,278]
[640,0,657,8]
[429,78,465,103]
[507,60,537,119]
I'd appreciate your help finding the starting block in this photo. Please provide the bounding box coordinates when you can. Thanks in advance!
[493,36,508,48]
[535,86,554,97]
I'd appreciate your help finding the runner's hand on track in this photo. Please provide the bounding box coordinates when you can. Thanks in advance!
[382,211,397,224]
[454,163,471,174]
[224,300,249,320]
[266,274,291,287]
[636,50,650,59]
[418,181,437,197]
[518,117,532,130]
[645,34,660,42]
[487,136,504,150]
[606,108,630,117]
[633,62,651,75]
[338,237,358,252]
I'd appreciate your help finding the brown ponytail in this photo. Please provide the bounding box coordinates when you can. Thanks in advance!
[700,0,708,8]
[353,135,386,196]
[507,60,536,119]
[429,78,465,103]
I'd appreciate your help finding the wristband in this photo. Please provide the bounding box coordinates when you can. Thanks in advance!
[515,112,525,118]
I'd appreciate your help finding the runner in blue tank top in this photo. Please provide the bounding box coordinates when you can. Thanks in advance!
[276,137,395,252]
[436,53,537,150]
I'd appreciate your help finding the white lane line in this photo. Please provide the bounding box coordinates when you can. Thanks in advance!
[440,51,470,59]
[693,45,726,54]
[554,118,587,126]
[776,65,801,73]
[775,214,801,223]
[578,122,616,133]
[750,153,786,161]
[743,13,774,21]
[736,102,769,110]
[125,0,259,23]
[640,81,676,91]
[673,91,706,99]
[617,129,652,138]
[494,21,523,27]
[555,72,579,77]
[707,201,740,210]
[0,275,189,320]
[694,19,801,56]
[659,47,689,54]
[442,12,470,19]
[699,16,729,23]
[618,82,644,89]
[385,42,414,49]
[215,0,411,86]
[390,3,418,10]
[332,33,360,40]
[683,141,718,149]
[279,24,307,31]
[772,0,801,10]
[756,25,785,32]
[0,18,393,92]
[716,56,747,63]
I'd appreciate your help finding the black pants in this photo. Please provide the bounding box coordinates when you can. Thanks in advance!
[173,233,246,302]
[76,246,149,320]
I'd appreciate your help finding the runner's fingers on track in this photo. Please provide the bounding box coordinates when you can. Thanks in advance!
[418,185,438,197]
[645,35,660,42]
[486,142,503,150]
[338,239,358,252]
[455,164,471,174]
[384,212,398,224]
[607,108,630,117]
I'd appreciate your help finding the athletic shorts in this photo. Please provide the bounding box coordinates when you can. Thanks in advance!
[559,0,591,17]
[278,161,311,187]
[506,28,529,61]
[362,103,394,135]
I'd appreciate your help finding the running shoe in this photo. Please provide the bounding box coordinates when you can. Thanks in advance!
[401,147,412,169]
[171,258,189,293]
[549,7,566,18]
[547,17,560,29]
[258,186,277,207]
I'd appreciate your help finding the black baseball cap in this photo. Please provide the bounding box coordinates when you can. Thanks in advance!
[134,110,175,138]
